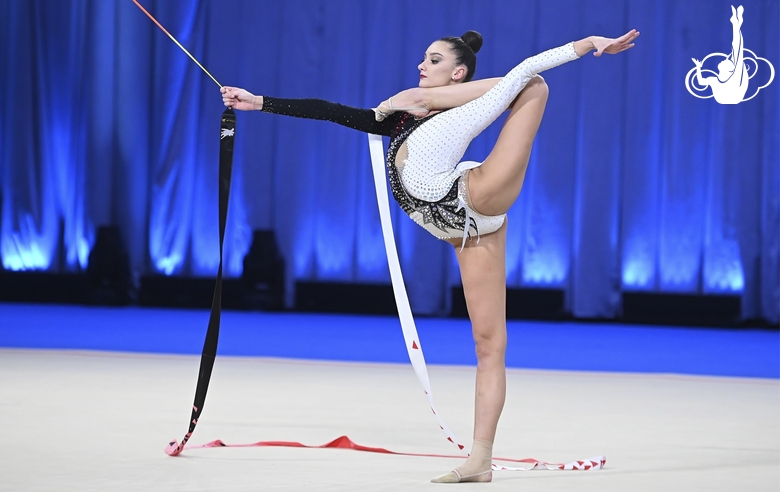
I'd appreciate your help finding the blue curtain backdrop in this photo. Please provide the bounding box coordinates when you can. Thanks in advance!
[1,0,777,322]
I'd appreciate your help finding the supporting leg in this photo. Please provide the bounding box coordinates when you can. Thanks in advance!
[432,221,508,483]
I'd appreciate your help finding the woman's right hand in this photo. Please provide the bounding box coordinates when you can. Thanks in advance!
[221,86,261,111]
[590,29,640,57]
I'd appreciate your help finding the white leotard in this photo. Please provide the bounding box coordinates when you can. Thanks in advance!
[390,42,580,245]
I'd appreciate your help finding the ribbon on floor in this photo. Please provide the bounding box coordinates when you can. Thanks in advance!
[165,108,236,456]
[183,435,606,471]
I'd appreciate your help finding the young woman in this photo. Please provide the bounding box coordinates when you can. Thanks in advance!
[221,28,639,483]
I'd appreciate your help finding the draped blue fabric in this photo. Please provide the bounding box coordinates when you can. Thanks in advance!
[1,0,777,322]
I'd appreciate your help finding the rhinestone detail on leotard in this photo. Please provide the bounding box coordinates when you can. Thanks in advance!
[386,113,475,238]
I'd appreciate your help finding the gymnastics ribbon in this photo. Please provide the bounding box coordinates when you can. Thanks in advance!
[130,0,236,456]
[183,435,606,471]
[165,108,236,456]
[366,134,467,454]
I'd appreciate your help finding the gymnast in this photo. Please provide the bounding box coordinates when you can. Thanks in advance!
[221,28,639,483]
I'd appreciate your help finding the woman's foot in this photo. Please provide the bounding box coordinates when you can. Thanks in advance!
[431,439,493,483]
[430,469,492,483]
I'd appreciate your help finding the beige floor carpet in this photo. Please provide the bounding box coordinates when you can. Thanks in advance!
[1,349,777,491]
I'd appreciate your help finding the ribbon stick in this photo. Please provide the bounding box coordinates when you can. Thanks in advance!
[132,0,222,88]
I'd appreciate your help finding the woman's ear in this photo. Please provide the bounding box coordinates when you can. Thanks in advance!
[452,66,467,82]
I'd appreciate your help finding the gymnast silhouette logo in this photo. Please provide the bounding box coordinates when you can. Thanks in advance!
[220,127,234,139]
[685,5,774,104]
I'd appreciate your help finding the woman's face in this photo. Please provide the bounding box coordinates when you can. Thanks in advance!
[418,41,466,88]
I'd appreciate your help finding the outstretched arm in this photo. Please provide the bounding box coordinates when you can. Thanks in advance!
[220,86,400,136]
[377,30,640,116]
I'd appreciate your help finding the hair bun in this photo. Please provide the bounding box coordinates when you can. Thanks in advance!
[461,30,483,54]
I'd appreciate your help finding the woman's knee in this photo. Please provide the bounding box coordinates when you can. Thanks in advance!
[472,323,507,360]
[510,75,549,108]
[526,75,549,99]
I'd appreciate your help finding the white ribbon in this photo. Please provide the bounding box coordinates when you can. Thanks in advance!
[368,134,467,454]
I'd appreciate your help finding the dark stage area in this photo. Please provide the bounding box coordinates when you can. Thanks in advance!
[0,270,770,329]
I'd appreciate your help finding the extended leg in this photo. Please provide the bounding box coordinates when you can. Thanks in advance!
[466,76,549,217]
[432,221,508,483]
[413,44,575,208]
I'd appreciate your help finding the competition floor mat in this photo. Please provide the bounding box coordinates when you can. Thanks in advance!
[0,303,778,491]
[1,350,778,491]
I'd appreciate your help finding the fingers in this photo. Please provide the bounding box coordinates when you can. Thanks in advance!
[617,29,637,43]
[222,88,238,107]
[619,30,640,45]
[220,86,245,107]
[616,31,639,52]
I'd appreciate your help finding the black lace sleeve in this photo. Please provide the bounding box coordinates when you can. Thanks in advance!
[260,97,400,137]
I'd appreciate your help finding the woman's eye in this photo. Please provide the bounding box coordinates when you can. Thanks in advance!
[431,60,439,64]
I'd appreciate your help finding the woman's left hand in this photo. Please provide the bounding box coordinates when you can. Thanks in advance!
[592,29,640,57]
[374,89,431,121]
[373,100,393,121]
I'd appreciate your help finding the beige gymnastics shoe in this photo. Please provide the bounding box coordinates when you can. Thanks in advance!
[430,469,492,483]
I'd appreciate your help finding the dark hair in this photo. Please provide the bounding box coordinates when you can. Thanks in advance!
[439,30,483,83]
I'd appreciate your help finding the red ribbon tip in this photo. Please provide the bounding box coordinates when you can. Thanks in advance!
[164,440,183,456]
